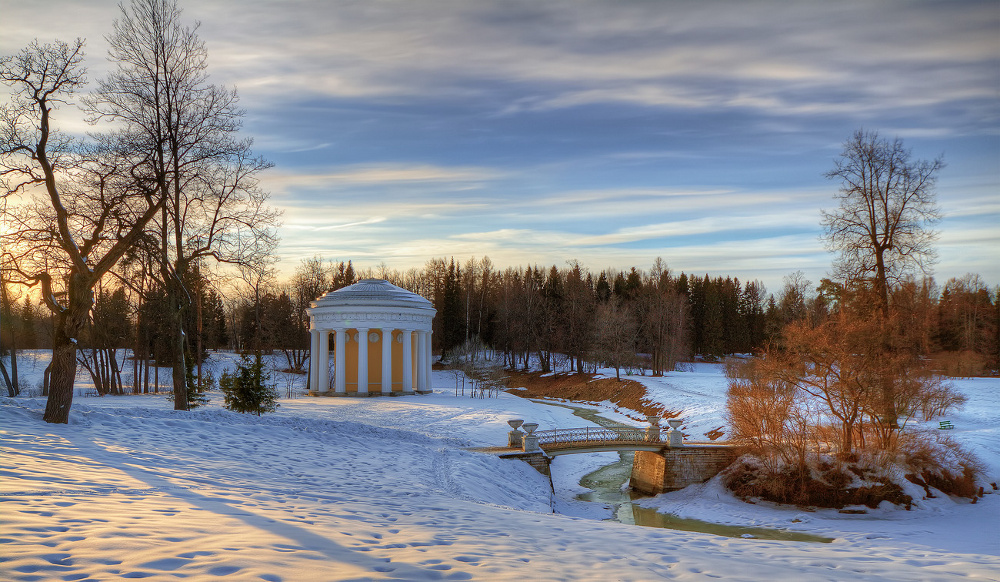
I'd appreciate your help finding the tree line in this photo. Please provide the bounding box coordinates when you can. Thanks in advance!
[6,250,995,398]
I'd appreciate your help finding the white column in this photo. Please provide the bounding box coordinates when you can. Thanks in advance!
[423,330,433,392]
[415,330,426,391]
[381,328,393,394]
[357,327,369,394]
[309,329,320,392]
[318,330,330,393]
[335,328,346,394]
[402,330,413,393]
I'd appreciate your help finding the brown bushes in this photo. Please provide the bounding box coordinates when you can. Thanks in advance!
[722,428,984,508]
[723,457,913,509]
[723,306,979,506]
[928,350,993,378]
[899,432,984,498]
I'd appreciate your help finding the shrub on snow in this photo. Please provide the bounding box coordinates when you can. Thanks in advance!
[219,352,279,416]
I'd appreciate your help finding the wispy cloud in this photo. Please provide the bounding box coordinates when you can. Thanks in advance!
[191,0,1000,127]
[262,163,501,194]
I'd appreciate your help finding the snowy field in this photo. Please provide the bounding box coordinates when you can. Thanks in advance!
[1,351,998,581]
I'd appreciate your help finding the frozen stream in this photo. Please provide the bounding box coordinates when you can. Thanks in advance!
[538,400,834,542]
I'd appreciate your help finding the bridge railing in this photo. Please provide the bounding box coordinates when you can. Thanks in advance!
[534,426,653,446]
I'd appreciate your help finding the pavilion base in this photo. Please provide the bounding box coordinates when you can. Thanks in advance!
[308,390,432,397]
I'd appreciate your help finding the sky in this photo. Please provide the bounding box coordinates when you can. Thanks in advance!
[2,0,998,293]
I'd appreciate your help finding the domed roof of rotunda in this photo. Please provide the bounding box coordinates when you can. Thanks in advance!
[311,279,434,310]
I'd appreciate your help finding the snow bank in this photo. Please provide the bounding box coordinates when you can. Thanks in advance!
[2,353,998,580]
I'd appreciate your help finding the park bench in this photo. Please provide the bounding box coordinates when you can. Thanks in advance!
[939,420,954,430]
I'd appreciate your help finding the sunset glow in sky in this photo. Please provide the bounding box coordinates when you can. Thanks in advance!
[3,0,998,291]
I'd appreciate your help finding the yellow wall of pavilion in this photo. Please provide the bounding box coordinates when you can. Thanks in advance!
[345,330,358,391]
[391,331,404,388]
[340,329,412,392]
[367,330,382,392]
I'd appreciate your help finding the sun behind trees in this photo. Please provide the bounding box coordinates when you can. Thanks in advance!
[724,131,980,508]
[0,39,164,423]
[0,0,278,422]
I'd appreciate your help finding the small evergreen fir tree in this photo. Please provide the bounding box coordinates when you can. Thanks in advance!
[219,352,278,416]
[185,348,209,409]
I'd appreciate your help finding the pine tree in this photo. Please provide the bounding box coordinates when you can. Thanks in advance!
[219,353,277,415]
[441,259,465,357]
[595,272,611,302]
[20,297,38,348]
[676,272,689,296]
[701,277,725,359]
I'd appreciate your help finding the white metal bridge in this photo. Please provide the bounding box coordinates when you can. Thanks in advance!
[532,426,731,456]
[534,426,667,455]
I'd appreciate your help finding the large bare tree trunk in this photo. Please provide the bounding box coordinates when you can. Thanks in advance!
[44,336,78,423]
[44,277,91,423]
[169,281,188,411]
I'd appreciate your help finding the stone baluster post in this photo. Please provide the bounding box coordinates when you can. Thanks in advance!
[667,418,684,447]
[507,419,524,448]
[645,415,661,442]
[522,422,540,452]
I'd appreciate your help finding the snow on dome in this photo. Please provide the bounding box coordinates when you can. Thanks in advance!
[311,279,433,310]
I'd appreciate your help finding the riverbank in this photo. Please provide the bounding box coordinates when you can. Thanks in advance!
[505,370,682,420]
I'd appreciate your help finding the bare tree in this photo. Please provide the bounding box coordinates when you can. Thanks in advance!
[638,258,689,374]
[822,130,944,316]
[777,270,812,325]
[1,263,21,396]
[1,40,163,423]
[286,257,333,376]
[85,0,279,410]
[563,261,596,373]
[725,357,799,472]
[822,130,944,429]
[593,297,637,381]
[764,308,966,456]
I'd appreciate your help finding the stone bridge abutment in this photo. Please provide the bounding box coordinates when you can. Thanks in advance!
[630,446,737,494]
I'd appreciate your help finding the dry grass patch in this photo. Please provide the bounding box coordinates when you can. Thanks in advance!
[504,371,681,420]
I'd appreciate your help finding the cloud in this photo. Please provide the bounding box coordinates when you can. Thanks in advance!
[262,163,501,194]
[202,0,998,126]
[286,217,387,232]
[281,142,332,154]
[4,0,995,293]
[7,1,997,120]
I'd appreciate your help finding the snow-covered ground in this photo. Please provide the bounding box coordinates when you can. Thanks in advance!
[2,351,998,580]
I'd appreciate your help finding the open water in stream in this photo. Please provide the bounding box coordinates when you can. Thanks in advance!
[536,400,834,543]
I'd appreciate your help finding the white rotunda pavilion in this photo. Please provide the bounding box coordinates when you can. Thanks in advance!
[307,279,436,396]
